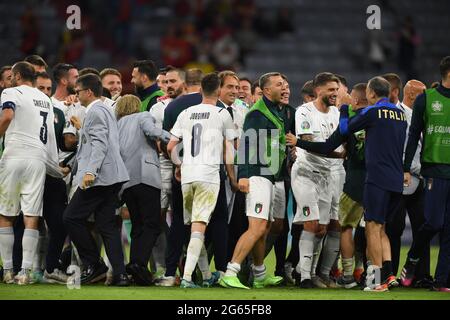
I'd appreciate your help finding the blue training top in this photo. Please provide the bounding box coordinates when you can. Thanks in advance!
[340,98,407,193]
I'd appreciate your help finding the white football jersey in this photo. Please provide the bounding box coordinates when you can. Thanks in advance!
[150,98,173,171]
[0,85,54,159]
[51,97,86,136]
[150,98,172,129]
[171,104,237,185]
[295,101,340,176]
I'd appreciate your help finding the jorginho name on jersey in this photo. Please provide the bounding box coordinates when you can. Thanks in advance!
[171,103,237,185]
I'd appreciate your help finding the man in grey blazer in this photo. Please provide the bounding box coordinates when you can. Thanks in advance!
[63,74,130,286]
[115,95,171,285]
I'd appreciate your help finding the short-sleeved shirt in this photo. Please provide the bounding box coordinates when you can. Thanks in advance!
[340,98,407,193]
[150,98,172,129]
[171,103,237,185]
[295,101,340,176]
[1,85,54,159]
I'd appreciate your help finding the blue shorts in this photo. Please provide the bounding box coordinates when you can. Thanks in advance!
[363,183,401,224]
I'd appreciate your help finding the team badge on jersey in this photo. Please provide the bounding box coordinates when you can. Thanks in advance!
[255,203,263,214]
[302,206,311,217]
[301,121,310,130]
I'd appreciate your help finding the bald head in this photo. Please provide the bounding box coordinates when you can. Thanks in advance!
[403,80,426,109]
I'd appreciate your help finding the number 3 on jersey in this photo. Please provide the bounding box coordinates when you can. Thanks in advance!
[40,111,48,144]
[191,123,202,157]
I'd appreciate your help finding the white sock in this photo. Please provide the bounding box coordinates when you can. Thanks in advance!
[33,230,47,272]
[225,262,241,277]
[296,230,315,280]
[0,227,14,270]
[152,232,167,270]
[252,264,266,282]
[320,231,340,277]
[342,257,354,277]
[22,229,39,270]
[197,243,211,280]
[311,235,323,277]
[182,232,204,282]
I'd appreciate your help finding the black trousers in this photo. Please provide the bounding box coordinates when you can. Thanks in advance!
[273,180,292,275]
[386,180,430,278]
[227,190,248,261]
[286,192,303,267]
[42,176,68,273]
[122,184,161,267]
[165,178,190,276]
[63,183,125,275]
[12,214,24,273]
[205,179,229,272]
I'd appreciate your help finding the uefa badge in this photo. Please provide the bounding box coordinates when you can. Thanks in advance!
[255,203,263,214]
[431,101,443,113]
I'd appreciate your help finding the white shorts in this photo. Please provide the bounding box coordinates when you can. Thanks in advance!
[330,170,345,222]
[271,181,286,220]
[0,158,46,217]
[291,163,332,225]
[182,182,220,225]
[246,176,274,222]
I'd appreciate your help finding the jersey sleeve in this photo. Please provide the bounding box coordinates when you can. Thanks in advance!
[220,109,238,141]
[170,111,184,139]
[297,126,344,154]
[149,101,164,129]
[295,108,313,136]
[1,88,19,111]
[340,105,374,136]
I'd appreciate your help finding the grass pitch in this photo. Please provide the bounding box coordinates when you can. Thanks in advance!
[1,247,449,300]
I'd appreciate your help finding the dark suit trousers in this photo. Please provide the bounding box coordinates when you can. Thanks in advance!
[63,183,125,275]
[227,190,248,261]
[165,178,190,277]
[43,176,68,273]
[386,180,430,278]
[205,179,229,272]
[122,184,161,267]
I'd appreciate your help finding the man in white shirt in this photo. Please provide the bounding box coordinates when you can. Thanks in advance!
[291,72,343,288]
[167,73,237,288]
[0,62,61,285]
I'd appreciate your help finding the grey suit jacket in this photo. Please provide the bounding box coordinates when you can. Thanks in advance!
[118,112,171,191]
[77,101,129,187]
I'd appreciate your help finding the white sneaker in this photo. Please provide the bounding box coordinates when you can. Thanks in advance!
[3,269,15,284]
[44,269,69,284]
[154,275,176,287]
[15,269,32,285]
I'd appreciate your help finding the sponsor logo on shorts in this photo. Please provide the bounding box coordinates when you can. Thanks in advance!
[255,203,263,214]
[302,206,310,217]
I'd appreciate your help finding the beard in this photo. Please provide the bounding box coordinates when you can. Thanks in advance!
[67,84,76,95]
[134,84,145,97]
[168,86,183,99]
[322,95,336,107]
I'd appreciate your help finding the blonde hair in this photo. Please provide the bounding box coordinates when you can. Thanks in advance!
[115,94,141,120]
